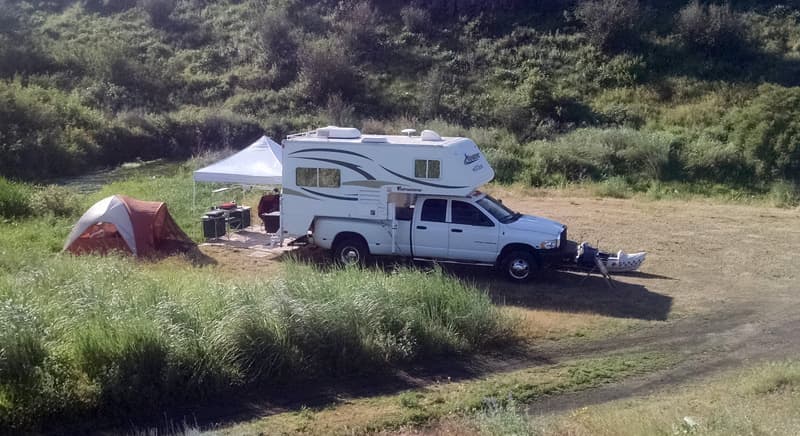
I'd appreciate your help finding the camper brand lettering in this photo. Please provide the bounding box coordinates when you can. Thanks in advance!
[464,152,481,165]
[397,186,422,192]
[472,164,484,172]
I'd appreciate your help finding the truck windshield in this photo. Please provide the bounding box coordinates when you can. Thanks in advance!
[476,195,519,223]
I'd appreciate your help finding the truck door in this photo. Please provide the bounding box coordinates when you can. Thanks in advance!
[412,198,449,258]
[448,200,499,263]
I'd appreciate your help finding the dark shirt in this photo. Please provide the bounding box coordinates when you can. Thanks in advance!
[258,194,280,215]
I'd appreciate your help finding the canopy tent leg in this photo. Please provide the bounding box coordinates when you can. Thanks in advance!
[192,182,197,238]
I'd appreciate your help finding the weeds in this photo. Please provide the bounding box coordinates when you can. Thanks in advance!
[0,256,512,430]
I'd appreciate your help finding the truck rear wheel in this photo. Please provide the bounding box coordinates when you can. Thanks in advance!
[503,250,539,282]
[333,237,369,266]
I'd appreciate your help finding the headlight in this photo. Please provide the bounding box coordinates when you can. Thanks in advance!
[539,239,559,249]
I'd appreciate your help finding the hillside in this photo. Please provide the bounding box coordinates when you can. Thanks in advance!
[1,0,799,199]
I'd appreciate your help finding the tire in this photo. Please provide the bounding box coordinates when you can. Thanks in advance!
[332,237,369,266]
[502,250,539,282]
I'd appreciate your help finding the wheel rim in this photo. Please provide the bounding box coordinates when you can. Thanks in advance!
[340,246,361,265]
[509,258,530,279]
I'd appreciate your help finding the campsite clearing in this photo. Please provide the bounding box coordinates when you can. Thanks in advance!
[199,192,800,435]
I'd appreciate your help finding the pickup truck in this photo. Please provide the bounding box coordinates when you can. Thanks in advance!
[309,191,568,281]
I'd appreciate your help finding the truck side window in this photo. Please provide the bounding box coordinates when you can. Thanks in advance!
[451,201,494,227]
[420,199,447,222]
[414,160,441,179]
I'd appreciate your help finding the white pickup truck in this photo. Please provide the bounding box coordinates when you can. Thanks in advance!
[309,191,568,281]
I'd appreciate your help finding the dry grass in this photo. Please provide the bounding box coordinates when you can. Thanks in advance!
[539,360,800,436]
[503,307,622,343]
[398,360,800,436]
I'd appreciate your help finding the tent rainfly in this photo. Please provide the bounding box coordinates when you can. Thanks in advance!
[64,195,194,256]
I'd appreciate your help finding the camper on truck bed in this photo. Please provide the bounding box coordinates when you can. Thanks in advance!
[280,126,568,282]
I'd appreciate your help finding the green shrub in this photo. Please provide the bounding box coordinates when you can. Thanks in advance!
[420,67,446,119]
[676,1,745,53]
[0,177,32,219]
[474,397,532,436]
[400,5,431,34]
[299,38,360,104]
[526,128,675,182]
[594,176,632,198]
[0,80,103,179]
[325,93,356,127]
[484,148,525,183]
[335,0,381,56]
[28,185,81,217]
[682,136,753,184]
[257,2,298,85]
[725,85,800,181]
[139,0,176,28]
[165,107,264,156]
[575,0,642,51]
[768,180,800,208]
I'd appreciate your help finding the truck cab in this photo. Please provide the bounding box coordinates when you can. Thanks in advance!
[312,191,567,281]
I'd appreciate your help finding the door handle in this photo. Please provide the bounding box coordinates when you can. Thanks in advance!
[416,225,427,230]
[451,228,463,233]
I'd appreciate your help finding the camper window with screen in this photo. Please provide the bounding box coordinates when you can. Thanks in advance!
[296,167,341,188]
[414,160,441,179]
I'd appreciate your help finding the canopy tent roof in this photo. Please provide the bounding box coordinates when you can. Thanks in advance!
[193,136,283,185]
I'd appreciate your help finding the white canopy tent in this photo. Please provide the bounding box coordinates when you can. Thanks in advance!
[193,135,283,185]
[192,135,283,215]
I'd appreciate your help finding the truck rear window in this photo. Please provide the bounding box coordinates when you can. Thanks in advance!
[420,199,446,222]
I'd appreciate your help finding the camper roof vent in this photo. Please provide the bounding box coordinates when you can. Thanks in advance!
[317,126,361,139]
[420,130,443,141]
[401,128,416,137]
[361,136,388,143]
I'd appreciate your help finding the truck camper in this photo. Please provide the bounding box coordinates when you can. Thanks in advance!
[280,126,573,281]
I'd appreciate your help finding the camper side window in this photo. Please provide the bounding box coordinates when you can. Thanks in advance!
[296,167,341,188]
[414,160,441,179]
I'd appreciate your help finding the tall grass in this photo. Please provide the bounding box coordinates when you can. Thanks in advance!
[0,256,513,431]
[0,177,32,218]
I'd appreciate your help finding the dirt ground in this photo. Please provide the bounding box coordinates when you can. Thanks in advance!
[195,194,800,429]
[485,193,800,416]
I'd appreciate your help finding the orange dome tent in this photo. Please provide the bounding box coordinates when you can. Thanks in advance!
[64,195,194,256]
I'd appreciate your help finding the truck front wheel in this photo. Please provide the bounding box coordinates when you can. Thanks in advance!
[333,237,369,266]
[503,251,539,282]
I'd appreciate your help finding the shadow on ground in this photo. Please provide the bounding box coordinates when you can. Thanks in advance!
[279,246,674,322]
[104,344,552,435]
